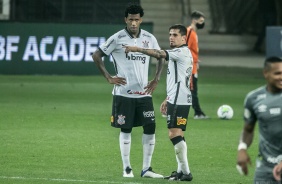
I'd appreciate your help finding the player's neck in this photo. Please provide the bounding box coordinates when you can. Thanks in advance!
[266,85,282,94]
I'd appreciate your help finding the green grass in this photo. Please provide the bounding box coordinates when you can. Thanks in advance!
[0,66,264,184]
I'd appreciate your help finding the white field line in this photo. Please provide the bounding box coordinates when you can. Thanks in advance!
[0,176,143,184]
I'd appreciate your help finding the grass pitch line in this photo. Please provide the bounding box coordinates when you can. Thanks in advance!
[0,176,143,184]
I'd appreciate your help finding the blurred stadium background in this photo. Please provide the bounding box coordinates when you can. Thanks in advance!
[1,0,282,74]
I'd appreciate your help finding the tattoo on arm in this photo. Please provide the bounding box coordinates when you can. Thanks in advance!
[139,48,165,59]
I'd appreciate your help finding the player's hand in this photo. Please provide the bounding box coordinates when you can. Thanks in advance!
[236,149,251,175]
[123,45,138,53]
[273,162,282,181]
[160,100,167,116]
[144,79,158,95]
[107,76,126,86]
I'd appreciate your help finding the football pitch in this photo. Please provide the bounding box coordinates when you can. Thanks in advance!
[0,66,264,184]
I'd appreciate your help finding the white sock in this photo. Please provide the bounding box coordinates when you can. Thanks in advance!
[142,134,155,171]
[174,140,190,175]
[119,132,131,170]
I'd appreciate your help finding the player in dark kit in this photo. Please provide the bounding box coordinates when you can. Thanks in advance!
[237,57,282,183]
[92,3,164,178]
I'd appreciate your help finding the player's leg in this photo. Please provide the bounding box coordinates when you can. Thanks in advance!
[166,103,193,181]
[135,97,163,178]
[191,74,208,119]
[111,96,135,177]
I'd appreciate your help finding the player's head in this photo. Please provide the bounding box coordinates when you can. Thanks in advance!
[168,24,187,48]
[124,3,144,35]
[191,10,205,29]
[263,56,282,93]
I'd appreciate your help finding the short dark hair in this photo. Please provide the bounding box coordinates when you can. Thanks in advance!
[125,3,144,18]
[264,56,282,70]
[191,10,205,20]
[169,24,187,36]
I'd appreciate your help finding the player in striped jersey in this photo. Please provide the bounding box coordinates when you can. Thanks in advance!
[124,24,194,181]
[92,3,164,179]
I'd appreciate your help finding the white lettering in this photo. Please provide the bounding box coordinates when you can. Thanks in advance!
[85,37,105,62]
[23,36,40,61]
[52,36,68,61]
[69,37,84,62]
[40,36,53,61]
[0,36,5,60]
[6,36,20,60]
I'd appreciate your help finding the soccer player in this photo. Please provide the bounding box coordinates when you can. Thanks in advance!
[186,10,209,119]
[236,57,282,183]
[124,24,194,181]
[92,3,164,179]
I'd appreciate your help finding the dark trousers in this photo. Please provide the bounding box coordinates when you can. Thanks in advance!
[191,74,203,115]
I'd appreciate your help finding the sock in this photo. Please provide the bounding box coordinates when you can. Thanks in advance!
[174,140,190,175]
[142,134,155,171]
[119,132,131,170]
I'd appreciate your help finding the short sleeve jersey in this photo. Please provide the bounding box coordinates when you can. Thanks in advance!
[99,28,160,98]
[165,44,193,105]
[244,86,282,164]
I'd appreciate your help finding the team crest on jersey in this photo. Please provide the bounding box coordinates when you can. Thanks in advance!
[117,115,126,125]
[177,117,187,125]
[142,40,149,48]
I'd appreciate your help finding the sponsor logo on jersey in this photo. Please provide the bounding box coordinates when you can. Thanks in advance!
[177,117,187,125]
[187,95,192,103]
[103,39,114,51]
[127,90,146,95]
[143,111,155,118]
[118,34,126,39]
[117,114,126,125]
[127,54,146,63]
[269,108,281,115]
[142,40,149,48]
[256,94,266,100]
[258,104,267,112]
[142,33,152,38]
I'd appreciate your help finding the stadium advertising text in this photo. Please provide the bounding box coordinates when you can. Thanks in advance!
[0,35,105,62]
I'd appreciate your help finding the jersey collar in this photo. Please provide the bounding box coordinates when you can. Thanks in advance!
[177,44,188,48]
[125,27,141,38]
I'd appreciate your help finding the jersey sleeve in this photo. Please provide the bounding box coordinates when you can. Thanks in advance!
[243,93,257,125]
[151,35,161,50]
[166,49,179,62]
[99,34,117,56]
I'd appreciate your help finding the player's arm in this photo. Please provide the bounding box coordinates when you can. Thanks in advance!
[92,49,126,85]
[144,57,164,94]
[236,122,256,175]
[124,46,167,59]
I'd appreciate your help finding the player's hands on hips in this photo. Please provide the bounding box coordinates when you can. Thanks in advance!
[160,100,167,116]
[123,45,138,53]
[236,149,251,175]
[144,79,158,94]
[107,76,126,86]
[273,162,282,181]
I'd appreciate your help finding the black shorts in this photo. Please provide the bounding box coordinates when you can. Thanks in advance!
[166,102,190,131]
[111,96,155,128]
